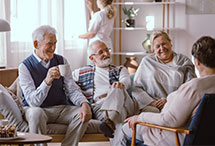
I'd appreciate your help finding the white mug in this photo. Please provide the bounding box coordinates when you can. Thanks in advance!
[0,119,8,126]
[58,64,71,77]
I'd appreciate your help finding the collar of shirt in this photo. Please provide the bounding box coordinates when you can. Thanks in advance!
[95,66,109,71]
[33,50,50,69]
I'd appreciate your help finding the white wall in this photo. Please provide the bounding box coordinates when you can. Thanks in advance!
[174,0,215,59]
[116,0,215,63]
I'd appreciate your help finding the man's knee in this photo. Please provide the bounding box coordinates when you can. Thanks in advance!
[62,106,82,122]
[25,107,46,122]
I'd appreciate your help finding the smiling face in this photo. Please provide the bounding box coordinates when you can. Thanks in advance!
[89,41,111,68]
[152,35,173,63]
[34,32,57,62]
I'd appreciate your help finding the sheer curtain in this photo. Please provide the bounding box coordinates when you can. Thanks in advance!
[0,0,9,67]
[1,0,88,71]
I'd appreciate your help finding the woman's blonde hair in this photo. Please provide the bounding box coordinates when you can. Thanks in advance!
[150,30,172,45]
[100,0,115,19]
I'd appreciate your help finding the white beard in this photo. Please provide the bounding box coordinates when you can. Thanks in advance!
[95,57,111,67]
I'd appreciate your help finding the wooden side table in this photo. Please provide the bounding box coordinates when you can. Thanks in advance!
[0,132,52,145]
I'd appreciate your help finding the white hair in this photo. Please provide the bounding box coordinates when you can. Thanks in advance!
[88,40,107,57]
[32,25,56,42]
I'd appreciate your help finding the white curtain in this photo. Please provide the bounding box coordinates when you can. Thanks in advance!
[0,0,8,67]
[0,0,88,71]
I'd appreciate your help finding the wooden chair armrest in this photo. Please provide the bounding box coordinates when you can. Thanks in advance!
[131,122,191,146]
[137,122,190,134]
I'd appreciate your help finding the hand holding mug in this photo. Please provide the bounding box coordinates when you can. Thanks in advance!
[45,66,61,85]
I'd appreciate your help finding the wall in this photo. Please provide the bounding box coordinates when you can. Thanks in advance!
[112,1,173,65]
[173,0,215,58]
[115,0,215,64]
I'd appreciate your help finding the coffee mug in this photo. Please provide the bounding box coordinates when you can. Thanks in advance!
[58,64,71,77]
[0,119,8,126]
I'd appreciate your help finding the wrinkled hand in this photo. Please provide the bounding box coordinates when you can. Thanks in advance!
[111,81,125,89]
[80,102,92,123]
[124,115,139,130]
[149,99,167,111]
[86,0,93,12]
[45,66,60,85]
[155,99,167,110]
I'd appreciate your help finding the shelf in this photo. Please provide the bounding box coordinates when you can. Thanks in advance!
[113,0,175,65]
[113,27,174,31]
[114,27,147,30]
[112,52,148,55]
[113,1,175,5]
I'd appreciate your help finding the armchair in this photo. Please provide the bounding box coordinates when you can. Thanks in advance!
[131,93,215,146]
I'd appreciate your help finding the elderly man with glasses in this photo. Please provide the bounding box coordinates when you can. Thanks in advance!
[72,40,137,145]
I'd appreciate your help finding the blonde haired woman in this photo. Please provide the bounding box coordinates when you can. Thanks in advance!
[79,0,115,49]
[132,31,197,113]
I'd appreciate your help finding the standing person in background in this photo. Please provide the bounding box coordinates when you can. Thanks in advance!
[79,0,115,50]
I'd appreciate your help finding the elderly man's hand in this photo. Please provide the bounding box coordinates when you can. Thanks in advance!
[124,115,139,130]
[80,102,92,123]
[45,66,61,86]
[111,81,125,89]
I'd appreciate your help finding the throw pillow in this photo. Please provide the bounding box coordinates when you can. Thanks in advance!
[0,84,28,131]
[5,87,24,115]
[7,77,22,100]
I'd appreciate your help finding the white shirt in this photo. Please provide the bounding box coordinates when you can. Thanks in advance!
[72,66,131,100]
[88,8,114,49]
[19,51,88,107]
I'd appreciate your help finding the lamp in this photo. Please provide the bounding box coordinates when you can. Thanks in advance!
[0,19,11,32]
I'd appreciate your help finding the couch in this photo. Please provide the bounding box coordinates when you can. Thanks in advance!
[0,68,109,143]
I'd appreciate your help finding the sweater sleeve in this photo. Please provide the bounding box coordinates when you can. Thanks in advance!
[137,81,199,128]
[119,67,131,90]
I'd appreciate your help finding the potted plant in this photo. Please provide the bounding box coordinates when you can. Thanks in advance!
[122,7,140,27]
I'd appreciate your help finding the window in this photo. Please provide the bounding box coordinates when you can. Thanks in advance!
[64,0,87,49]
[0,0,88,67]
[64,0,86,49]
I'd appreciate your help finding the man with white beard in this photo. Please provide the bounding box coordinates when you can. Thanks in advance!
[72,40,137,144]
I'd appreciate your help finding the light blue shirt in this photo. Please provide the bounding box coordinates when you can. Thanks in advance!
[19,51,88,107]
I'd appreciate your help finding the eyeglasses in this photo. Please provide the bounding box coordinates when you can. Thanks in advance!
[91,48,111,56]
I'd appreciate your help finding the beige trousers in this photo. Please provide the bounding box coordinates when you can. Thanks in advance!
[93,87,138,146]
[24,105,88,146]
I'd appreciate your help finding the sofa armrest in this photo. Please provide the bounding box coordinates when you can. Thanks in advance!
[0,113,3,119]
[0,68,18,87]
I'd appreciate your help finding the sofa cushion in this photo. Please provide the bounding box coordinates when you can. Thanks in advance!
[0,77,25,115]
[46,119,103,134]
[0,77,105,135]
[0,84,28,132]
[5,87,24,115]
[4,77,24,115]
[7,77,22,100]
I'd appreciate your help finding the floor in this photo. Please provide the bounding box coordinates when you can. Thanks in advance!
[47,142,110,146]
